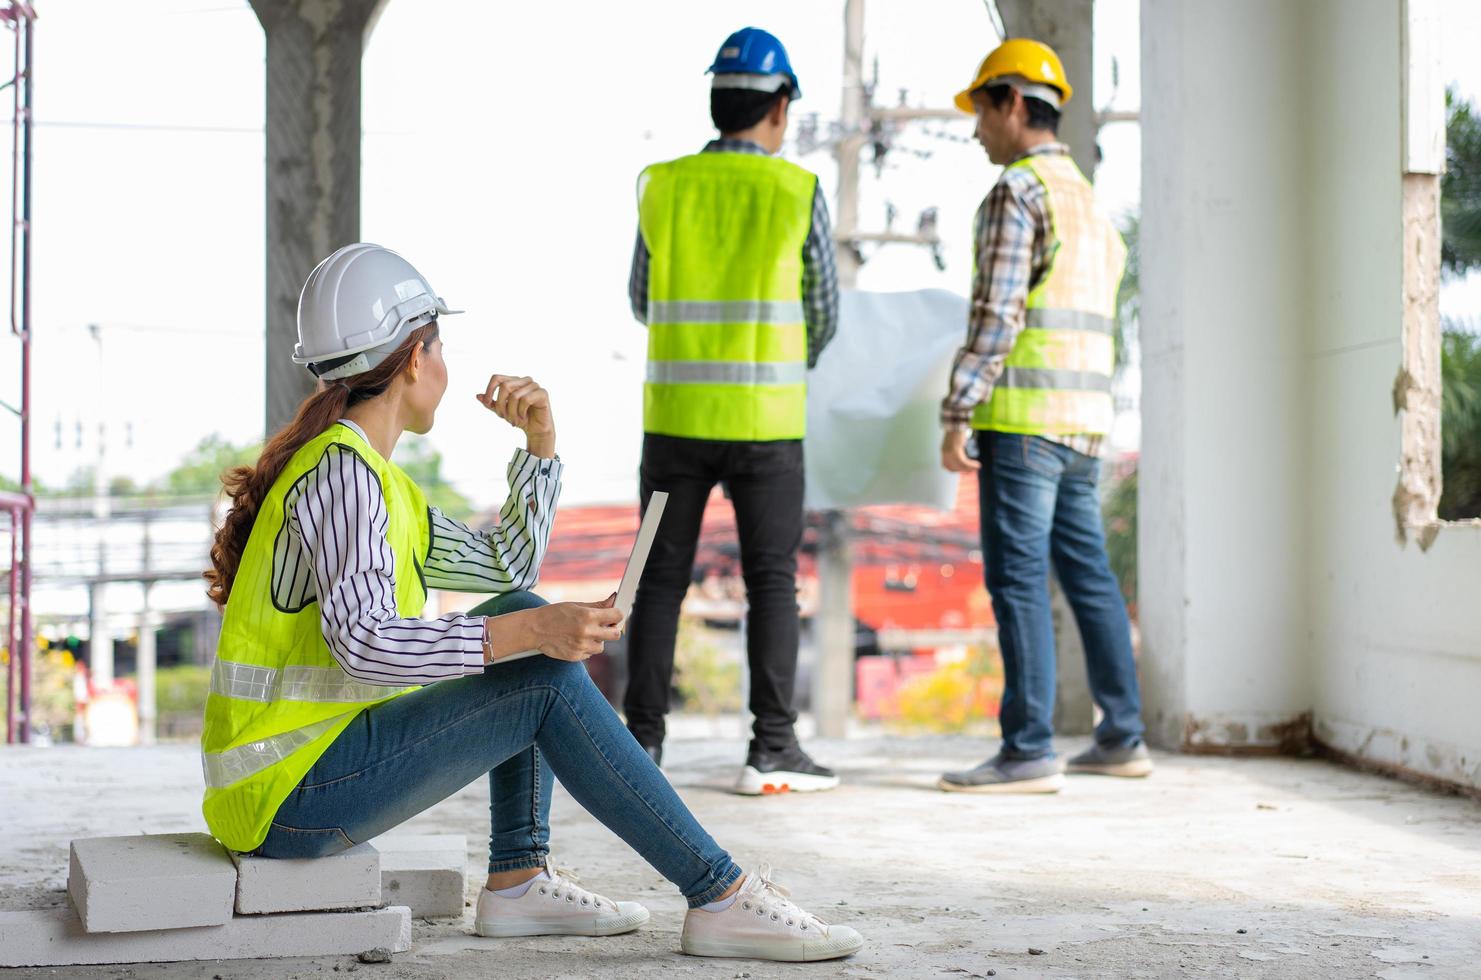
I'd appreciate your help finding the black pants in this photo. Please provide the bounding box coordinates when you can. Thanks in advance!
[623,432,804,751]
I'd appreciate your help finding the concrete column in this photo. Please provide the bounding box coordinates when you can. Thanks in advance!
[997,0,1098,180]
[999,0,1098,736]
[250,0,390,435]
[1139,0,1312,750]
[136,586,156,746]
[815,511,855,738]
[1049,577,1094,735]
[88,583,111,689]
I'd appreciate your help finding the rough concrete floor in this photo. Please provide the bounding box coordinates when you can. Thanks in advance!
[2,728,1480,980]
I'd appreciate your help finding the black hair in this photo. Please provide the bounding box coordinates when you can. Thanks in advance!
[710,86,791,135]
[984,83,1061,134]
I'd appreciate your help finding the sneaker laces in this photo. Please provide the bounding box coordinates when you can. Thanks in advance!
[539,856,616,912]
[738,864,826,933]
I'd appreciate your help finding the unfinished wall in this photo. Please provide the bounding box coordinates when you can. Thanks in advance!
[1304,0,1481,790]
[1142,0,1481,789]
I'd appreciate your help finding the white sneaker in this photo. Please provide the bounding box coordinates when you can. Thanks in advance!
[474,858,650,938]
[680,866,864,962]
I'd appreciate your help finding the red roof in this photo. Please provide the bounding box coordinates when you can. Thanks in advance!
[527,474,984,585]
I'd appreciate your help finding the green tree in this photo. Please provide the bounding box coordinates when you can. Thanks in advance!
[160,434,260,497]
[1440,321,1481,520]
[1440,88,1481,519]
[1114,213,1140,374]
[1102,467,1138,610]
[393,436,474,522]
[1443,88,1481,276]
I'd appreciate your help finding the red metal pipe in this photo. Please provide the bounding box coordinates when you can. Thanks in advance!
[17,7,32,743]
[5,505,15,742]
[8,13,19,340]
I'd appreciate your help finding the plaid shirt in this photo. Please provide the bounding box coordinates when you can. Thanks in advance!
[628,139,839,368]
[941,142,1104,458]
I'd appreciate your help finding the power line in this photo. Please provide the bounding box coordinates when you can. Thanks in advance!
[0,119,413,137]
[46,322,260,339]
[31,119,262,135]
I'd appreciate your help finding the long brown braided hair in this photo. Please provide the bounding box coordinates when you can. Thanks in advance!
[204,322,439,608]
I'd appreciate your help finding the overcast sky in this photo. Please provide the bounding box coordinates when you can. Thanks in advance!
[0,0,1478,508]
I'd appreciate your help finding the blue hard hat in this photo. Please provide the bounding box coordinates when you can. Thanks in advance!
[706,27,801,101]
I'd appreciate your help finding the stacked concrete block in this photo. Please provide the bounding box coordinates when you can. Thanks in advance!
[230,841,382,914]
[9,832,417,968]
[67,833,236,933]
[373,834,468,918]
[0,905,411,968]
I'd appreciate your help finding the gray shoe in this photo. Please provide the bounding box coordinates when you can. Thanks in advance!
[937,753,1065,794]
[1066,741,1153,777]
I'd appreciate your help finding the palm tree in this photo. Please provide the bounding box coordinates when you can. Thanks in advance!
[1441,89,1481,519]
[1443,89,1481,275]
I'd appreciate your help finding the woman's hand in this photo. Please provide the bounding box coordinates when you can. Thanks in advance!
[529,595,624,662]
[478,375,556,459]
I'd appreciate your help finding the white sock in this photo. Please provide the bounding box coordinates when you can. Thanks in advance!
[700,889,742,912]
[491,869,549,898]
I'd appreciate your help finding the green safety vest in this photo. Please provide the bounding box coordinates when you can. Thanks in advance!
[638,152,816,442]
[199,423,429,853]
[973,153,1126,435]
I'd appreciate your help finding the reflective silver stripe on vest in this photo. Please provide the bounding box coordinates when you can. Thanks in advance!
[647,361,807,386]
[211,658,403,705]
[999,367,1113,393]
[200,715,346,789]
[280,666,404,704]
[1025,308,1115,334]
[648,300,804,325]
[211,659,277,703]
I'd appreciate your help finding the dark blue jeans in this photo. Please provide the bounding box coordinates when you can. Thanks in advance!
[256,591,742,908]
[977,432,1145,759]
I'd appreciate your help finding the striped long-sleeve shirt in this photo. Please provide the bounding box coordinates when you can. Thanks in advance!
[941,142,1104,458]
[280,421,563,686]
[628,138,840,367]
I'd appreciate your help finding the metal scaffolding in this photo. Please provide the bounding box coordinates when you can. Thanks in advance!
[2,1,34,744]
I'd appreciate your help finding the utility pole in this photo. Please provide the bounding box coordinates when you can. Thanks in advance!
[813,0,868,741]
[814,0,961,739]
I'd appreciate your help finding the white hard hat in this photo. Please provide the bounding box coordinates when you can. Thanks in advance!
[293,243,462,380]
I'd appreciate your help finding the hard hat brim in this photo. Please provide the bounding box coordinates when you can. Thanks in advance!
[291,301,461,367]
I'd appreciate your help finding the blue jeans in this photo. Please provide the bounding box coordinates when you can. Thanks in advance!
[977,432,1145,759]
[256,592,742,907]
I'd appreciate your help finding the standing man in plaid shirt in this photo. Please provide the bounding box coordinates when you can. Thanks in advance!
[625,27,841,795]
[938,39,1152,793]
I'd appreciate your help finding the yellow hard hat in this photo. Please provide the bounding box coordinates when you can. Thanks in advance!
[954,38,1072,113]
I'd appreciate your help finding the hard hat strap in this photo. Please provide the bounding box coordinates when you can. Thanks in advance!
[308,350,369,380]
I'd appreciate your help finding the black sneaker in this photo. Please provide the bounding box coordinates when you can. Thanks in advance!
[736,742,840,795]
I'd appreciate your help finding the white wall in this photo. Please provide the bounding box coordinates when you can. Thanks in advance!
[1305,0,1481,789]
[1140,0,1313,749]
[1141,0,1481,788]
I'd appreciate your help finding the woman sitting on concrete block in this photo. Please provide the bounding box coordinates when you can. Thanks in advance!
[197,243,862,964]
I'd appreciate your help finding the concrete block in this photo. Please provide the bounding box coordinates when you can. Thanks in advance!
[230,842,381,914]
[0,905,411,967]
[373,834,467,918]
[67,833,236,933]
